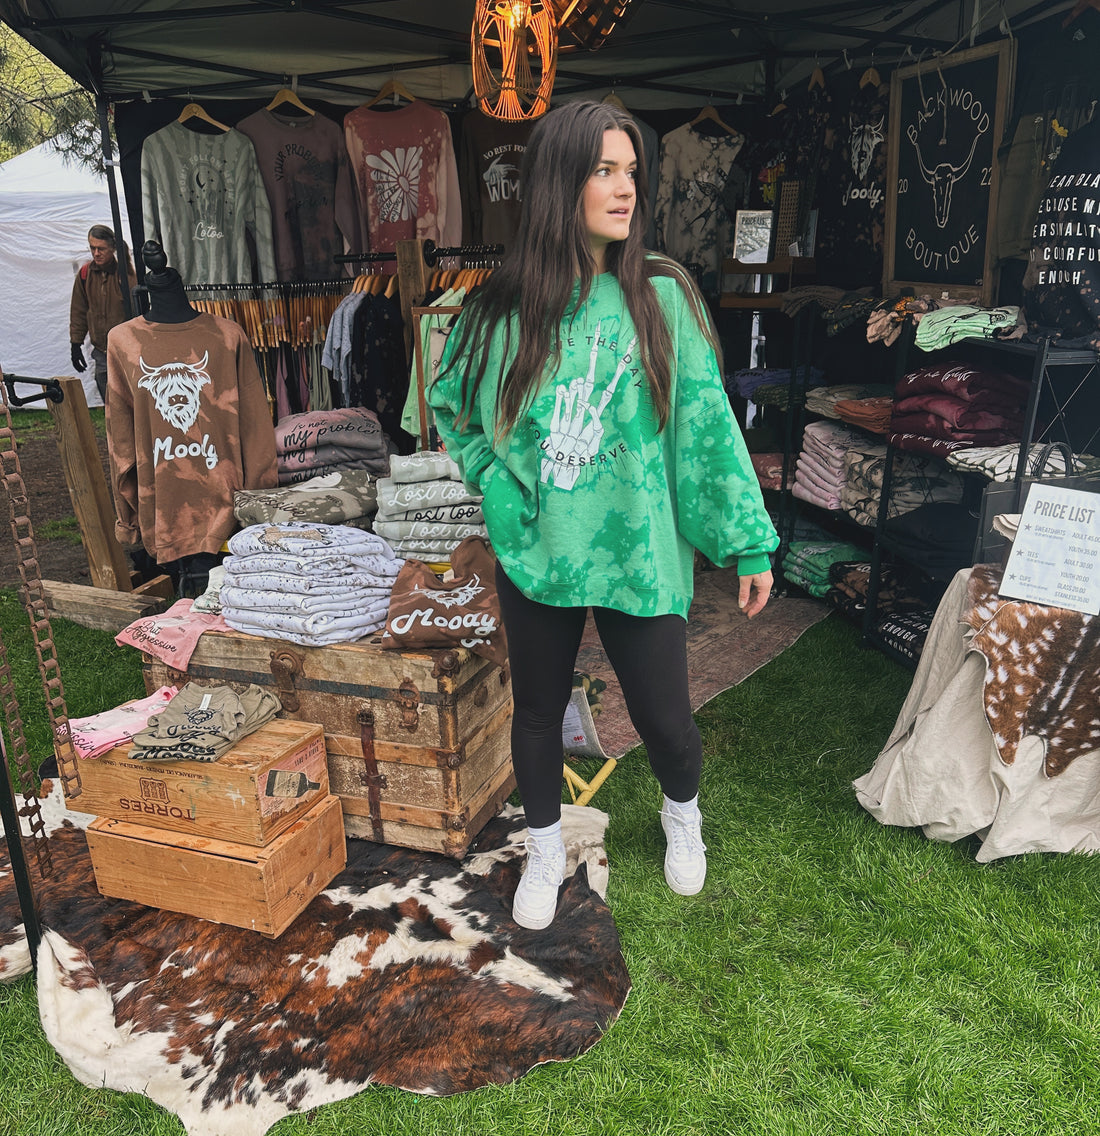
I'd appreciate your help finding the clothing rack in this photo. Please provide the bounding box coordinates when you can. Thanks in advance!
[333,241,504,266]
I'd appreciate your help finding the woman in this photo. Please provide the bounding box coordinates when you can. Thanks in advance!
[429,100,778,930]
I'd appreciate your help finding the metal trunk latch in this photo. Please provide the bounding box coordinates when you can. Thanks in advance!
[398,678,421,732]
[269,647,304,712]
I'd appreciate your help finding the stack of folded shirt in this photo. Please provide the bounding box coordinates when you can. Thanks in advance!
[275,407,391,486]
[913,304,1024,350]
[945,442,1100,481]
[792,420,867,511]
[781,539,868,598]
[373,451,488,562]
[128,682,281,763]
[750,452,790,491]
[234,469,379,531]
[825,560,926,620]
[730,366,824,401]
[840,445,965,529]
[888,360,1030,457]
[874,609,936,663]
[70,686,180,760]
[832,396,894,434]
[220,521,403,646]
[804,382,892,419]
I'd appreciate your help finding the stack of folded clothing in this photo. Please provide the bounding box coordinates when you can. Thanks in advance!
[729,366,825,402]
[946,441,1100,482]
[873,609,936,663]
[913,304,1024,350]
[888,361,1030,457]
[234,469,379,532]
[825,560,927,620]
[70,686,180,760]
[832,396,894,435]
[128,682,281,763]
[750,452,790,491]
[220,521,403,646]
[275,406,391,486]
[840,444,965,529]
[804,382,892,419]
[373,451,488,563]
[792,420,867,511]
[781,538,868,598]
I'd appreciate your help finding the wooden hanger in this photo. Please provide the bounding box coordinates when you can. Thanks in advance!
[177,102,230,132]
[689,104,737,135]
[1065,0,1100,27]
[603,91,628,112]
[859,64,882,89]
[266,87,314,116]
[363,77,416,109]
[808,66,826,92]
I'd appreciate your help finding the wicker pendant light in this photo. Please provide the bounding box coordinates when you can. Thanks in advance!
[471,0,558,122]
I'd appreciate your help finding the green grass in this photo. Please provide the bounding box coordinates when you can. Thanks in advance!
[33,517,82,544]
[3,608,1100,1135]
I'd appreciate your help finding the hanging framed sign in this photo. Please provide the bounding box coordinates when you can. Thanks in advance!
[882,39,1016,305]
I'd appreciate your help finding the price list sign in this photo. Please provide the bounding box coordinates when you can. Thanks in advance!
[1000,485,1100,615]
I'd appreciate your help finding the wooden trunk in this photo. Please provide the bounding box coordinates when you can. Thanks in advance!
[86,795,346,938]
[71,719,328,847]
[143,630,515,859]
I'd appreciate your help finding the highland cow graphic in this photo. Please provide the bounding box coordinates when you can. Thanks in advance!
[850,116,884,183]
[138,352,211,432]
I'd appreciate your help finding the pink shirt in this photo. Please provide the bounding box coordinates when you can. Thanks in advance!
[343,99,462,257]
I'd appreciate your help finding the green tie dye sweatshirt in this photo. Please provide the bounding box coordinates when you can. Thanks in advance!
[428,271,778,618]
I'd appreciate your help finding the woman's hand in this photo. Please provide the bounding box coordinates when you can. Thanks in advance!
[738,569,773,619]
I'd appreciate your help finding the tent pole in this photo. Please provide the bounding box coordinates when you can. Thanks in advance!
[94,91,132,319]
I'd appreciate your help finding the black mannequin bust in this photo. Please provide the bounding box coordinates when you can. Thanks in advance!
[141,240,199,323]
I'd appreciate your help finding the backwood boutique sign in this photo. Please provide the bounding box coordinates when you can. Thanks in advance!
[884,40,1016,305]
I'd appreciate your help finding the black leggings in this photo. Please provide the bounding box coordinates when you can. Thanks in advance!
[496,564,703,829]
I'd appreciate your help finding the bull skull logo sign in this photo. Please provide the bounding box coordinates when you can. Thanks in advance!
[912,131,980,230]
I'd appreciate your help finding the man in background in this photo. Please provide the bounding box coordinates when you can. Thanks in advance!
[69,224,135,403]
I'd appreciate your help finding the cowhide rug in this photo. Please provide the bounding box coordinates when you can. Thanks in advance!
[1,787,629,1136]
[965,562,1100,776]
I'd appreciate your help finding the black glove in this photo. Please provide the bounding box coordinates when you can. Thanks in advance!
[70,343,87,373]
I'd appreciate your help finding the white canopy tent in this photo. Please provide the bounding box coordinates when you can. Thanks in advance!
[0,140,130,410]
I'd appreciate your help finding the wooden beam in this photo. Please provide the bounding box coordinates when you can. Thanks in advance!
[37,580,171,635]
[46,377,134,592]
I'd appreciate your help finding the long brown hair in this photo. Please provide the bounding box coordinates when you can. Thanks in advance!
[443,99,720,438]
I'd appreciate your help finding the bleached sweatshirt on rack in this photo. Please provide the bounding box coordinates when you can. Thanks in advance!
[429,271,778,619]
[343,99,462,255]
[140,120,277,285]
[105,312,278,562]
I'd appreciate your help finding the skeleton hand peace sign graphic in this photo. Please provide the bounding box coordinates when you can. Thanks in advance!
[540,323,637,491]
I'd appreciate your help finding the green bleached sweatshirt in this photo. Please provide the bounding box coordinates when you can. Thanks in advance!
[428,271,778,618]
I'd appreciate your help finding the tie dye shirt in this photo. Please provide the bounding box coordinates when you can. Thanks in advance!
[106,312,278,563]
[429,272,777,618]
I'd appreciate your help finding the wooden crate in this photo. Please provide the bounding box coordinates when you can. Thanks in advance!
[143,630,515,859]
[86,794,346,938]
[70,719,328,847]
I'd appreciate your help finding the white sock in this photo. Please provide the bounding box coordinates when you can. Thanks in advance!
[527,819,563,844]
[664,794,700,818]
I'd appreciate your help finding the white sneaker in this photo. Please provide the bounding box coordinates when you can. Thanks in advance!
[512,835,566,930]
[661,803,707,895]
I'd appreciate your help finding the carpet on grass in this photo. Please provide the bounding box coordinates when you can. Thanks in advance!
[0,790,627,1136]
[575,566,831,758]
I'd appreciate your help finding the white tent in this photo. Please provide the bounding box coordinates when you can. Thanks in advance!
[0,140,129,410]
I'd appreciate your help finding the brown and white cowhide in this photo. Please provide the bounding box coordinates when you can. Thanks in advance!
[966,562,1100,777]
[2,788,629,1136]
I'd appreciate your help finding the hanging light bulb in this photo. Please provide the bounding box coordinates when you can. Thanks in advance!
[472,0,558,121]
[496,1,532,30]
